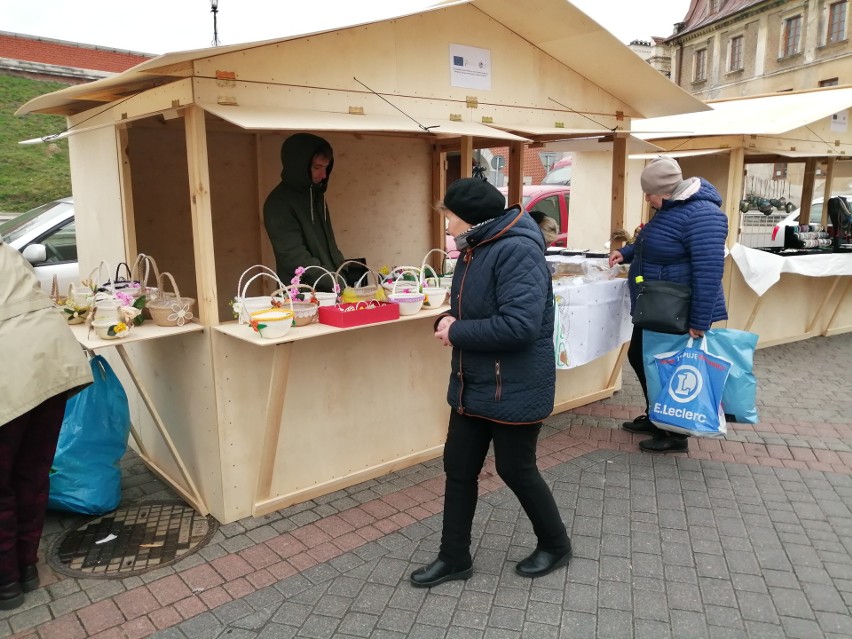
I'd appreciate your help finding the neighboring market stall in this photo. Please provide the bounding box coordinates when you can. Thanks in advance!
[630,86,852,347]
[18,0,705,523]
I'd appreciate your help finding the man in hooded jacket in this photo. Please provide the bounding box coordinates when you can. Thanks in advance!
[263,133,345,291]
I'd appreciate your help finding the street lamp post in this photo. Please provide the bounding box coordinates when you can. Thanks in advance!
[210,0,220,47]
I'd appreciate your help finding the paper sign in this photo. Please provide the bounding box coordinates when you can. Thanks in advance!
[449,44,492,91]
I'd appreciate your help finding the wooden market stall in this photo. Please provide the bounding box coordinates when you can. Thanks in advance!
[17,0,706,523]
[630,86,852,347]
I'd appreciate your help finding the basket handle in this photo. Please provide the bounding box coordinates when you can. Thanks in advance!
[283,282,317,302]
[237,265,281,298]
[240,271,285,300]
[353,267,387,289]
[269,287,297,312]
[420,263,440,286]
[87,260,114,295]
[392,275,421,295]
[303,265,346,292]
[157,271,181,300]
[140,255,162,291]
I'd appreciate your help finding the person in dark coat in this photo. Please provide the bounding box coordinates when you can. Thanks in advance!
[409,178,571,588]
[609,156,729,453]
[263,133,345,292]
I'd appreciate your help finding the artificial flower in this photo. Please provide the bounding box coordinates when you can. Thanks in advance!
[167,302,194,326]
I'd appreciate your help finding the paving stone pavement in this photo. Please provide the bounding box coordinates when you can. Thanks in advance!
[3,332,852,639]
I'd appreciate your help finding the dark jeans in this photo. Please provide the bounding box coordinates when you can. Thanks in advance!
[438,411,570,567]
[627,324,687,440]
[0,394,67,584]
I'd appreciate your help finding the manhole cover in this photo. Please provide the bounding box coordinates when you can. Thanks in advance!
[49,502,217,578]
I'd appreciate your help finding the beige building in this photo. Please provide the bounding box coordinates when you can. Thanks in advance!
[667,0,850,99]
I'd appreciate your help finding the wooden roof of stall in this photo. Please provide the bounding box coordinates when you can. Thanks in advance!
[16,0,707,122]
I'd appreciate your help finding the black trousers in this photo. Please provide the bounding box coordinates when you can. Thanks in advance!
[438,411,570,567]
[0,394,67,584]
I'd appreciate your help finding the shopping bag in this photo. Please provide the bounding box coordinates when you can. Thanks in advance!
[643,328,759,424]
[649,337,731,438]
[48,355,131,515]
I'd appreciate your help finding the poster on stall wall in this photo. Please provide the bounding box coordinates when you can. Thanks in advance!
[449,44,492,91]
[830,109,848,133]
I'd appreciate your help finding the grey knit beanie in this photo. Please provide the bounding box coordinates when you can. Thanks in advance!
[640,157,683,195]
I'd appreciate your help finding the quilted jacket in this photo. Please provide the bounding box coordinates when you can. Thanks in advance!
[619,178,728,331]
[442,206,555,423]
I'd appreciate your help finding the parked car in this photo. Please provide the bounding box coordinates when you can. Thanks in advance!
[541,155,572,186]
[498,184,571,247]
[770,195,852,245]
[0,197,77,291]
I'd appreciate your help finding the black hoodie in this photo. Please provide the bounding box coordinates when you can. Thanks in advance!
[263,133,345,291]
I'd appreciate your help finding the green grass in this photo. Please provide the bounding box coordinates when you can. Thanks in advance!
[0,74,72,214]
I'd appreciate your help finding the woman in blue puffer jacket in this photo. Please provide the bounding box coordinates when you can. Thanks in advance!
[609,156,728,453]
[409,178,571,588]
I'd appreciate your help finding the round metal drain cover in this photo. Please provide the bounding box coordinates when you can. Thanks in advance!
[50,502,217,578]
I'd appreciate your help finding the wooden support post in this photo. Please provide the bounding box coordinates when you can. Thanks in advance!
[507,141,525,209]
[254,344,292,505]
[805,276,841,334]
[821,158,835,226]
[116,126,138,262]
[432,145,447,256]
[725,147,745,249]
[799,157,817,224]
[459,136,473,179]
[610,133,627,248]
[823,276,852,336]
[184,106,219,326]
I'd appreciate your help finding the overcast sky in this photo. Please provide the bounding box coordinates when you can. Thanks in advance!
[4,1,691,54]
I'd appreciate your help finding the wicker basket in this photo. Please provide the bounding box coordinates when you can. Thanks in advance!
[279,284,319,326]
[147,272,196,327]
[336,260,385,302]
[234,266,287,324]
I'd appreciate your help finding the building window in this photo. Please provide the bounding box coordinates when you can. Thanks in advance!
[782,15,802,57]
[693,48,707,81]
[820,77,840,86]
[773,163,788,179]
[729,35,744,70]
[710,0,723,13]
[828,1,848,43]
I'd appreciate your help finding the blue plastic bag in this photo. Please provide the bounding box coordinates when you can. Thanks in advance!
[649,337,731,437]
[643,328,759,424]
[49,355,131,515]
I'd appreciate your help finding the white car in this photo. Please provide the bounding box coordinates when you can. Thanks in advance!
[770,195,852,245]
[0,198,78,292]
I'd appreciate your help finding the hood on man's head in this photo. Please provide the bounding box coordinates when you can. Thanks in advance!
[443,178,506,225]
[640,156,683,196]
[280,133,334,188]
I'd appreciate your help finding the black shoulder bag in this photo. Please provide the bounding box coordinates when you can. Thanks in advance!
[631,239,691,335]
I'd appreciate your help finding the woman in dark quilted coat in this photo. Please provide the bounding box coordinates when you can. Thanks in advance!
[609,156,729,454]
[409,178,571,588]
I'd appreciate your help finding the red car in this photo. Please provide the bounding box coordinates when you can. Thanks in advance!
[498,185,571,247]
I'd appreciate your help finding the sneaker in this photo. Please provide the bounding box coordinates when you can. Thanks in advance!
[622,415,659,434]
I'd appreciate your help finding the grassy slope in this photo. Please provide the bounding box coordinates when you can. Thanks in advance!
[0,75,72,213]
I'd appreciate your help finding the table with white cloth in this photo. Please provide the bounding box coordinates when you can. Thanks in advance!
[549,276,634,413]
[726,244,852,346]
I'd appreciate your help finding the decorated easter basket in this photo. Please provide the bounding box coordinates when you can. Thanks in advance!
[337,260,385,302]
[420,248,453,293]
[249,306,295,339]
[381,266,421,299]
[233,266,287,324]
[302,265,346,306]
[147,272,196,327]
[280,284,320,326]
[388,278,425,316]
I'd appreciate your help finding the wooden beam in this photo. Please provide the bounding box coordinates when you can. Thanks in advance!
[507,141,525,209]
[432,145,447,258]
[610,133,627,245]
[184,105,220,325]
[799,157,818,224]
[459,136,473,179]
[116,125,138,262]
[821,158,836,227]
[725,147,746,249]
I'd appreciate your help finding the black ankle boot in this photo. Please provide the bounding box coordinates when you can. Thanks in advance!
[20,565,39,593]
[0,582,24,611]
[515,544,572,578]
[622,415,660,434]
[410,558,473,588]
[639,432,689,453]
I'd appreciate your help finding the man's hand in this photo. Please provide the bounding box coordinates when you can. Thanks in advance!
[689,328,705,339]
[608,250,624,268]
[435,316,456,346]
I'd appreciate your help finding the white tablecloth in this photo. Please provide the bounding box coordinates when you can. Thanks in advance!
[553,278,632,369]
[730,244,852,296]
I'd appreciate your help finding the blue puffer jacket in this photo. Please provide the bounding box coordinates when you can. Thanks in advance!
[620,178,728,331]
[442,206,555,423]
